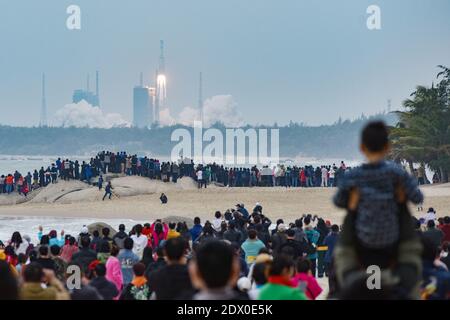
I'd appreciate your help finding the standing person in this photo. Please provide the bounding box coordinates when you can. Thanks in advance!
[291,258,322,300]
[130,224,148,259]
[20,263,69,300]
[321,166,328,187]
[423,220,445,250]
[315,218,329,278]
[119,263,150,300]
[105,245,123,299]
[112,224,128,250]
[60,236,79,263]
[190,217,203,242]
[8,232,29,256]
[149,237,193,299]
[323,224,340,277]
[303,216,319,277]
[102,181,113,201]
[196,168,205,189]
[241,230,266,266]
[188,240,244,300]
[71,236,97,274]
[90,263,119,300]
[118,238,140,286]
[98,175,104,191]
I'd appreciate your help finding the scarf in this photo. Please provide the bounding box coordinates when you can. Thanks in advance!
[131,276,147,288]
[268,275,294,287]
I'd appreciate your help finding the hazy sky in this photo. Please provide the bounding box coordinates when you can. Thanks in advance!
[1,0,449,127]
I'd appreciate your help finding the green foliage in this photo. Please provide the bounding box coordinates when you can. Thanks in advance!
[0,114,396,159]
[390,65,450,182]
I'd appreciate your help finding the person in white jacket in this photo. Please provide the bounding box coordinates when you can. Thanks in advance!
[130,224,148,259]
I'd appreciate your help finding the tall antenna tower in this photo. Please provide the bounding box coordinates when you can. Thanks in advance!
[198,72,203,124]
[40,73,47,127]
[96,71,100,107]
[86,73,90,92]
[387,99,392,113]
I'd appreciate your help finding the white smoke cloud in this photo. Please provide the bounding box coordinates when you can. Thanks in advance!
[158,108,176,126]
[53,100,131,128]
[178,95,243,127]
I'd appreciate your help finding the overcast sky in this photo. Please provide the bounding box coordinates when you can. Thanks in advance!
[1,0,449,127]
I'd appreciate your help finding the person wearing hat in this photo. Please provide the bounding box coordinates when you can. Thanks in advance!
[253,202,263,214]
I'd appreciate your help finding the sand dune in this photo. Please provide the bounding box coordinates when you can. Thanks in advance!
[0,177,449,225]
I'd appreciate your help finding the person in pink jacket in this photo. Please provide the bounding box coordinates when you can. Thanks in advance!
[106,245,123,299]
[291,258,323,300]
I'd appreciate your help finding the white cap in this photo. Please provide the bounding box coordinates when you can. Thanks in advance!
[80,226,89,234]
[237,277,252,292]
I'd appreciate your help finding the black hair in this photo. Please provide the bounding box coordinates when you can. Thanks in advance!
[427,220,435,228]
[10,232,23,247]
[444,216,450,224]
[93,230,100,237]
[50,245,60,256]
[194,217,201,225]
[23,262,43,283]
[110,245,120,257]
[133,263,146,277]
[80,236,91,249]
[331,224,340,233]
[361,121,389,152]
[195,240,235,289]
[215,211,221,219]
[95,263,107,277]
[269,255,294,276]
[296,257,311,273]
[124,237,134,250]
[40,235,50,245]
[303,216,311,226]
[252,262,268,286]
[248,229,257,240]
[169,222,176,230]
[39,245,49,256]
[119,224,126,231]
[68,236,76,246]
[135,224,143,235]
[102,227,110,237]
[164,237,186,261]
[286,229,296,237]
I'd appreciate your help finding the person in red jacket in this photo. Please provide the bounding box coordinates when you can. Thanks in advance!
[439,216,450,244]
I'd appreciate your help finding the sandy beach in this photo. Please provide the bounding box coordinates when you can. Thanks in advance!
[0,176,449,224]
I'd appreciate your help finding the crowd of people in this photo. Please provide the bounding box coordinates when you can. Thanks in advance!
[0,151,351,198]
[0,201,449,300]
[1,121,449,300]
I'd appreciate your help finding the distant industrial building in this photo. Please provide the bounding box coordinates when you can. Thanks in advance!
[133,84,155,128]
[73,71,100,107]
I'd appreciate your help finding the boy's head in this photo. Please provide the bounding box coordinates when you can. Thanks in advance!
[189,240,239,290]
[360,121,390,161]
